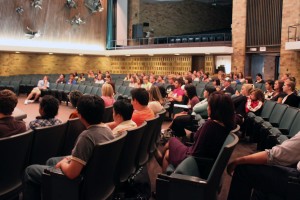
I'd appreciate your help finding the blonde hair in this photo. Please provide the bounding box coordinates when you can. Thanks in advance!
[101,83,114,97]
[149,86,164,104]
[242,84,254,96]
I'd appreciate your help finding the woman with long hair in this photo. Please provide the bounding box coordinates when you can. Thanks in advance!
[101,83,115,107]
[148,86,164,114]
[156,92,235,172]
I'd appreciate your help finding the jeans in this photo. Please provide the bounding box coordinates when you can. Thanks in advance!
[23,157,64,200]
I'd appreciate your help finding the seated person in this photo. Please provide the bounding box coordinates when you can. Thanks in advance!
[264,80,274,100]
[156,92,235,172]
[130,88,155,126]
[69,90,83,119]
[109,99,137,138]
[148,86,164,114]
[282,81,299,107]
[24,76,49,104]
[67,73,77,85]
[101,83,115,107]
[0,90,26,138]
[227,131,300,200]
[221,77,235,95]
[23,95,114,200]
[271,80,286,103]
[29,95,62,129]
[56,74,66,84]
[141,76,152,91]
[245,88,264,116]
[255,73,265,83]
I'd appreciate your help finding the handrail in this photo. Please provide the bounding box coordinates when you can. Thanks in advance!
[288,24,300,42]
[107,32,232,50]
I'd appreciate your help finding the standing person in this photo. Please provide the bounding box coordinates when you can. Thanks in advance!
[101,83,115,107]
[130,88,155,127]
[227,131,300,200]
[156,92,235,172]
[23,95,114,200]
[0,90,26,138]
[24,76,49,105]
[29,95,62,129]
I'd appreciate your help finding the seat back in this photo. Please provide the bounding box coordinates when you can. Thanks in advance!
[149,110,166,154]
[117,85,126,96]
[84,86,93,94]
[81,133,127,200]
[278,107,298,131]
[61,118,86,156]
[116,122,147,183]
[30,122,68,165]
[63,84,72,92]
[136,116,159,167]
[102,106,113,123]
[49,83,58,90]
[78,85,86,94]
[288,112,300,138]
[90,86,99,95]
[0,130,33,197]
[56,83,65,91]
[268,103,288,126]
[260,100,277,119]
[70,84,79,91]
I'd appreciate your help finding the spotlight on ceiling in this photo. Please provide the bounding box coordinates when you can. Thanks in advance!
[65,0,77,9]
[85,0,104,13]
[31,0,43,10]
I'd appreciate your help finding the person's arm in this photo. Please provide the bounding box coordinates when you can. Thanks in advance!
[277,97,283,103]
[56,157,84,179]
[227,151,268,176]
[172,94,182,102]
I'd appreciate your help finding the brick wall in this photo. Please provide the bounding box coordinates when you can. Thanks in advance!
[280,0,300,87]
[138,1,232,37]
[231,0,247,74]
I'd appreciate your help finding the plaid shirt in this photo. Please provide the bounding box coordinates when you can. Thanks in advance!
[29,118,62,129]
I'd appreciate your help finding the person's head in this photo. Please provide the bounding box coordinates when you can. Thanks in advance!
[149,75,156,84]
[143,76,149,84]
[223,77,231,87]
[69,73,75,80]
[0,90,18,116]
[69,90,83,108]
[157,75,163,82]
[77,95,105,125]
[281,73,289,81]
[256,73,263,81]
[130,88,149,107]
[174,79,183,89]
[274,80,284,92]
[98,74,103,80]
[240,84,253,96]
[168,77,176,84]
[149,86,164,103]
[238,72,244,79]
[39,95,59,119]
[130,76,137,83]
[283,81,296,93]
[265,80,274,91]
[245,77,253,84]
[250,89,265,102]
[113,100,134,123]
[203,72,209,79]
[59,74,65,79]
[43,76,48,81]
[102,83,114,97]
[184,84,197,100]
[204,86,216,99]
[105,75,112,83]
[137,77,143,85]
[184,76,192,85]
[213,79,221,86]
[207,91,235,130]
[288,77,296,85]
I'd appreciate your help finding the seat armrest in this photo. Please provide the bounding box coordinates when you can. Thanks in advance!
[170,173,207,184]
[42,168,82,200]
[278,128,289,135]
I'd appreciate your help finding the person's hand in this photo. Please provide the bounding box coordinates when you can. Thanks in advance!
[55,157,71,168]
[227,160,237,176]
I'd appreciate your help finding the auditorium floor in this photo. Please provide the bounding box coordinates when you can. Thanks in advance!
[16,95,257,200]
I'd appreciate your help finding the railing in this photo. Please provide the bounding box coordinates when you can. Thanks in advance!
[288,24,300,42]
[107,32,232,50]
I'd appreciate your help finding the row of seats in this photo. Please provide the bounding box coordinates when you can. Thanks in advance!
[153,33,232,45]
[1,109,166,199]
[246,100,300,150]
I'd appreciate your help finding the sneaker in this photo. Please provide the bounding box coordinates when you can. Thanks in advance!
[28,100,34,103]
[24,100,28,105]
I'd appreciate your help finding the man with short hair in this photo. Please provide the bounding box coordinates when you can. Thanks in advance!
[221,78,235,95]
[130,88,155,126]
[0,90,26,138]
[24,76,49,105]
[110,99,137,137]
[23,95,114,200]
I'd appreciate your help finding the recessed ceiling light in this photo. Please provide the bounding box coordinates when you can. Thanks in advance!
[15,51,20,54]
[49,53,53,55]
[125,54,130,56]
[205,53,210,55]
[174,53,180,56]
[148,54,154,56]
[79,54,83,56]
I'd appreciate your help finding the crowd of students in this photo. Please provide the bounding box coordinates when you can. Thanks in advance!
[0,69,299,200]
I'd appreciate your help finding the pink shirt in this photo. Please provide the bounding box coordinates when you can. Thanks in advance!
[101,96,115,107]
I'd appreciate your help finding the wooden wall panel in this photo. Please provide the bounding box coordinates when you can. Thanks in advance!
[0,53,191,76]
[246,0,282,47]
[0,0,106,46]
